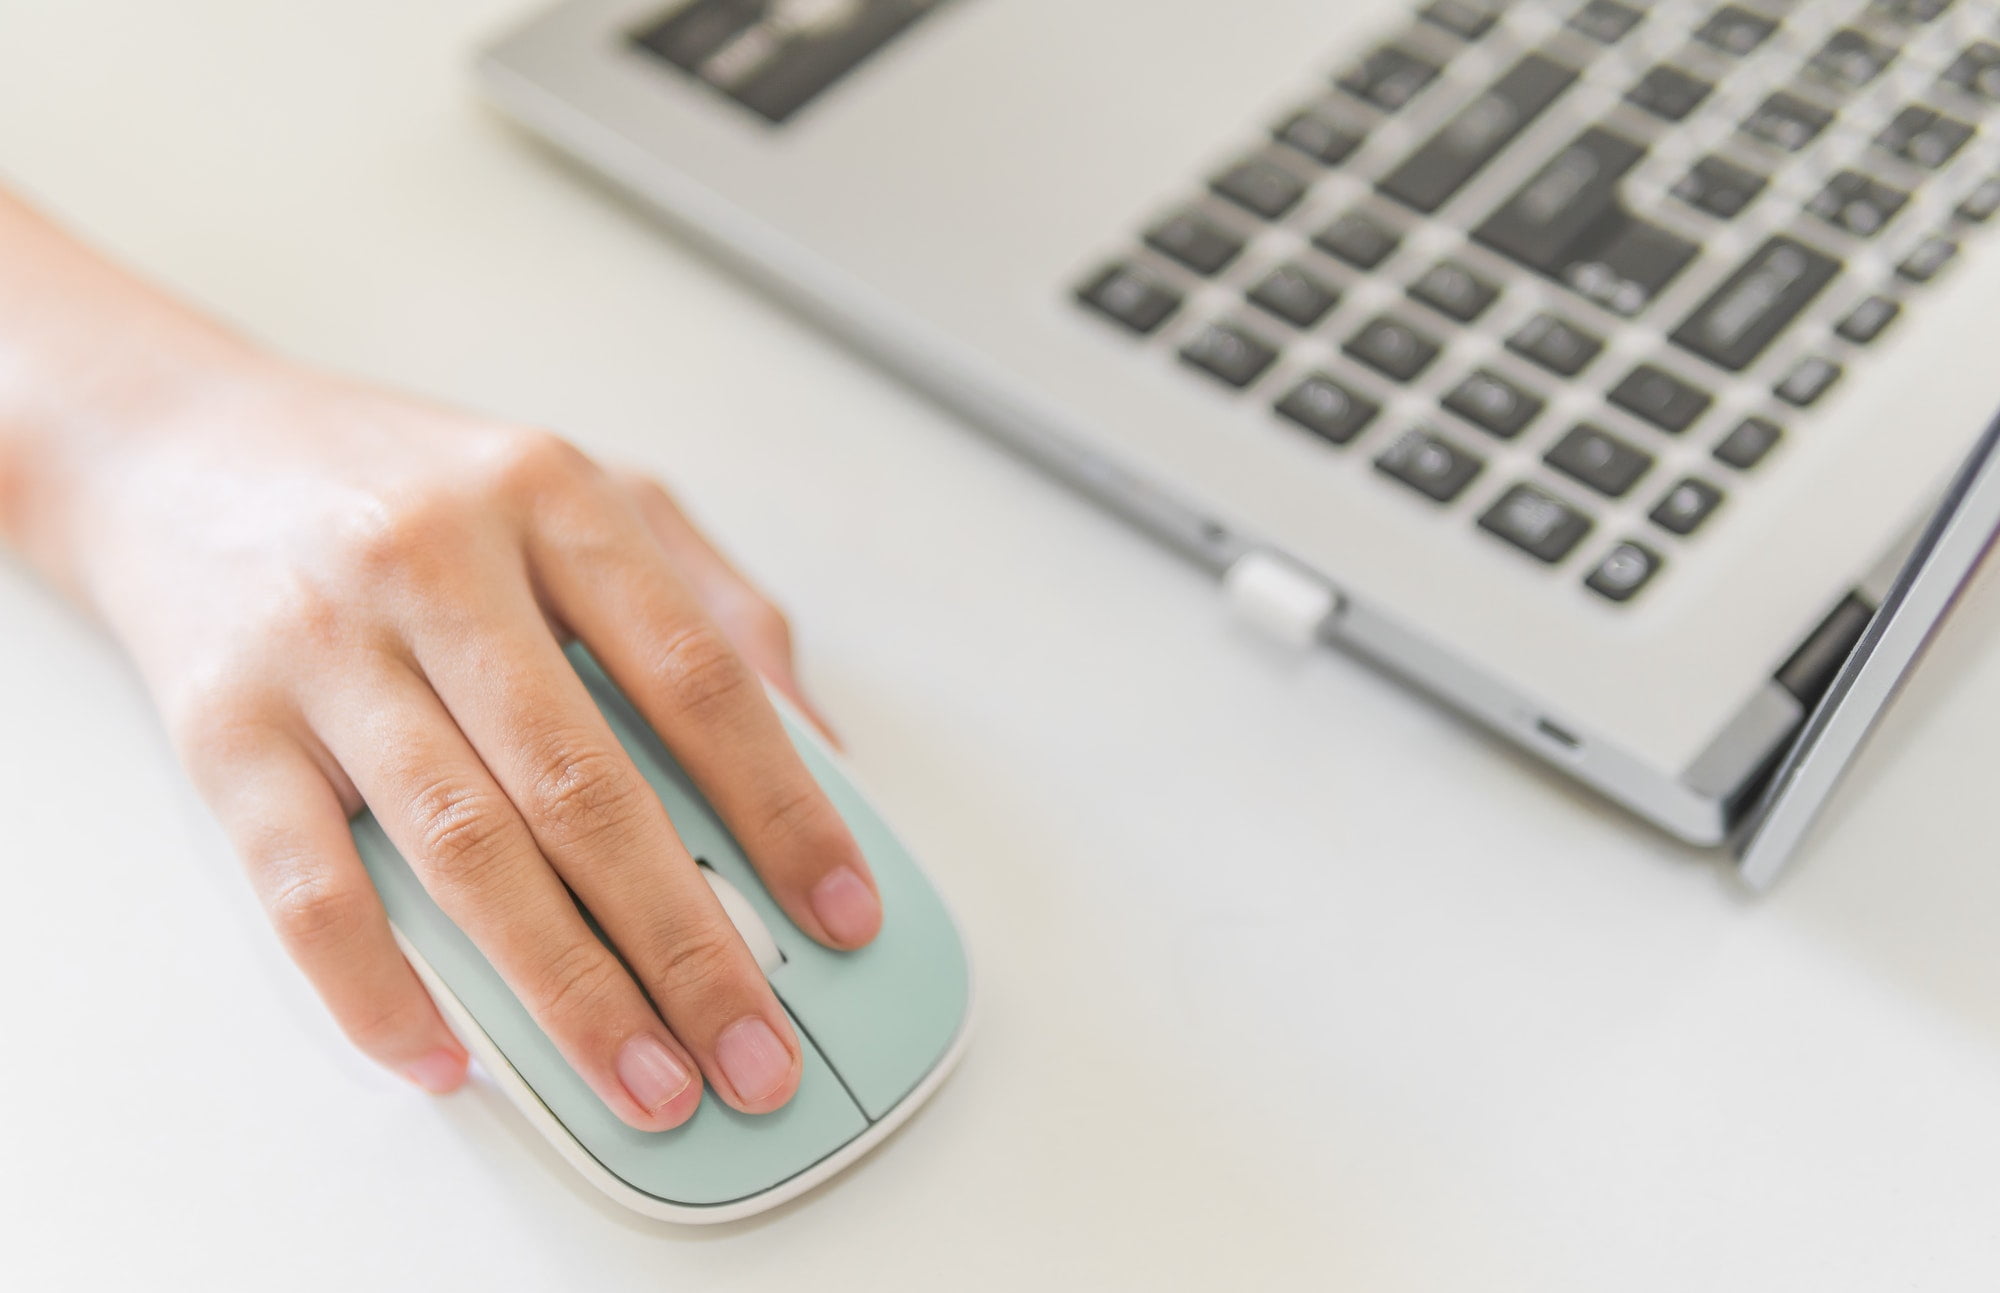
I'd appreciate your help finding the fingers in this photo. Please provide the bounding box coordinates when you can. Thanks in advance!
[528,500,886,957]
[410,590,806,1114]
[614,472,840,745]
[310,658,705,1132]
[206,739,468,1094]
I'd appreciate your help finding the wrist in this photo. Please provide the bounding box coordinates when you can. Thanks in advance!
[0,327,280,601]
[0,190,286,600]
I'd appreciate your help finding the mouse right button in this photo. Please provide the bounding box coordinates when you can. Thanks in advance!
[767,714,971,1120]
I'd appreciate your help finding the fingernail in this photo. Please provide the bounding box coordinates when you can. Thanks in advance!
[403,1047,467,1095]
[716,1017,793,1104]
[617,1034,694,1114]
[811,866,882,945]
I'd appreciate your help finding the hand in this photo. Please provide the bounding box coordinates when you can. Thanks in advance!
[54,358,883,1130]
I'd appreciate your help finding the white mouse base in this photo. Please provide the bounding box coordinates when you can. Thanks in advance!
[397,931,975,1224]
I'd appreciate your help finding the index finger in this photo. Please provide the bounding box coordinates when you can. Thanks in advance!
[530,506,882,952]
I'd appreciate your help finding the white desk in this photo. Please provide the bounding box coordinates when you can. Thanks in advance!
[4,4,1998,1288]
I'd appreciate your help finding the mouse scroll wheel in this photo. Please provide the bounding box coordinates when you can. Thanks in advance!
[698,866,787,976]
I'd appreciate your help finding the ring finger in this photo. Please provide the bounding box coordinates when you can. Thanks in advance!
[311,655,706,1131]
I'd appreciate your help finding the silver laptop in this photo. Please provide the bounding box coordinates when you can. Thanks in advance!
[477,0,2000,886]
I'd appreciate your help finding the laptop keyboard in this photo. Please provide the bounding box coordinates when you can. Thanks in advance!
[1073,0,2000,606]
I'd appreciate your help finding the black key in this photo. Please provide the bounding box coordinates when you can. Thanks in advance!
[1546,423,1654,497]
[1076,262,1183,335]
[1508,312,1603,376]
[1344,314,1443,382]
[1807,170,1910,237]
[1742,92,1834,152]
[1697,7,1778,56]
[1877,106,1974,169]
[1480,484,1594,563]
[1314,209,1402,269]
[1474,126,1695,314]
[1249,262,1342,328]
[646,2,934,125]
[1944,42,2000,101]
[1476,128,1642,275]
[1180,322,1279,389]
[1958,176,2000,222]
[1628,65,1714,122]
[1580,220,1699,316]
[1811,29,1897,89]
[1443,368,1545,439]
[1409,260,1500,321]
[1420,0,1502,40]
[1714,416,1783,470]
[1880,0,1952,21]
[632,0,765,72]
[1275,104,1367,166]
[1211,155,1309,221]
[1276,373,1380,445]
[1569,0,1642,44]
[1376,428,1484,502]
[1674,155,1768,218]
[1608,363,1713,433]
[1899,235,1960,282]
[1145,210,1245,275]
[1650,477,1726,534]
[1670,236,1842,372]
[1836,295,1902,344]
[1585,541,1662,601]
[1379,53,1578,214]
[1338,45,1442,111]
[1774,356,1843,406]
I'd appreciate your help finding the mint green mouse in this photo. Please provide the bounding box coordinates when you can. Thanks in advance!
[351,644,972,1222]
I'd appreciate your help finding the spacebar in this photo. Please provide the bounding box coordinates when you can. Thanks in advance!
[1380,53,1578,214]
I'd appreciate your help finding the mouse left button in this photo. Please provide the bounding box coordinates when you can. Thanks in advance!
[355,810,870,1209]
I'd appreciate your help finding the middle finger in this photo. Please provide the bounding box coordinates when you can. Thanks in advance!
[410,591,805,1114]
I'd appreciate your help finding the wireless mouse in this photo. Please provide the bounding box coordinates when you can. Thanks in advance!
[350,644,973,1222]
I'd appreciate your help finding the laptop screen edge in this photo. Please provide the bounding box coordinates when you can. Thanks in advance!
[1734,410,2000,891]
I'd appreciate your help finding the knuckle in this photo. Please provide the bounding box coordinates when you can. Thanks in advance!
[265,581,350,655]
[263,862,372,956]
[655,625,754,721]
[652,927,744,1004]
[520,740,646,854]
[640,480,680,518]
[757,781,841,855]
[615,470,675,511]
[742,598,792,650]
[337,489,469,586]
[405,777,516,890]
[529,939,626,1028]
[632,474,677,508]
[340,994,434,1058]
[165,672,276,773]
[486,428,599,504]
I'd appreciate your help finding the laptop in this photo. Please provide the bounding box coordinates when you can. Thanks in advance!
[477,0,2000,887]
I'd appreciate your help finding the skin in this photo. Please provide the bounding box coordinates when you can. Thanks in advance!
[0,189,883,1130]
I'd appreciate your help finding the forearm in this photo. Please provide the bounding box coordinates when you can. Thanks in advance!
[0,187,266,596]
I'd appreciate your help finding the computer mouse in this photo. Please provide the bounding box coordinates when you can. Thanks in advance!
[350,643,973,1222]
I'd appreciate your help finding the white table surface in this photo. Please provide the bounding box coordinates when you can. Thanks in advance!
[4,3,1999,1289]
